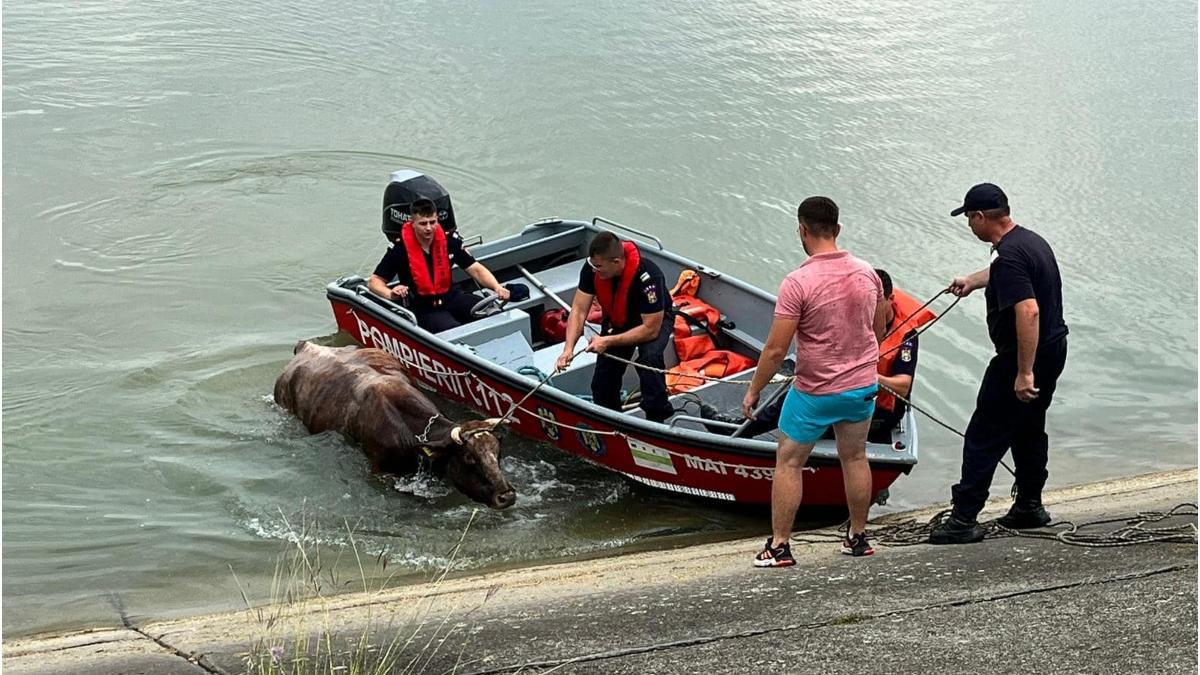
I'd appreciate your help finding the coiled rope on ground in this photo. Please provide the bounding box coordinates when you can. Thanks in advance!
[789,503,1198,549]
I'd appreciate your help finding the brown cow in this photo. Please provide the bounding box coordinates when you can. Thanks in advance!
[274,342,516,509]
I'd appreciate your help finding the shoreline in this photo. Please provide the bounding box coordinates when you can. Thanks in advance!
[5,468,1196,674]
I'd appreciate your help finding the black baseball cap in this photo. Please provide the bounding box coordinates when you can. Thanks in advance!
[950,183,1008,217]
[504,282,530,302]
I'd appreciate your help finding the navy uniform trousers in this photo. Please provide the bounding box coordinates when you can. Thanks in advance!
[414,288,477,333]
[952,337,1068,521]
[591,316,674,423]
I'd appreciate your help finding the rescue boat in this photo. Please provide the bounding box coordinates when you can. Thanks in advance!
[325,171,918,506]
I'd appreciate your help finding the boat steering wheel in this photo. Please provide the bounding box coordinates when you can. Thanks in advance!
[470,291,508,318]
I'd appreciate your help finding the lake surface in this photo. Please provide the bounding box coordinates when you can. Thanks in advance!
[3,0,1196,637]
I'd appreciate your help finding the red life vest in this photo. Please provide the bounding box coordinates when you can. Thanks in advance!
[401,221,452,297]
[875,288,935,412]
[593,241,641,327]
[538,301,604,343]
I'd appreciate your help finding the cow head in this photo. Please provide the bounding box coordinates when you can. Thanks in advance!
[439,418,515,510]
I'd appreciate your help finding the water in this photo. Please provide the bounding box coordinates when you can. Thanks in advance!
[3,0,1195,638]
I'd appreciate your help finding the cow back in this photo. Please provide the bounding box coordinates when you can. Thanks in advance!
[274,344,441,466]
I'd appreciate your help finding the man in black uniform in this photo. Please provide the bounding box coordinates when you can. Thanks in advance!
[930,183,1070,544]
[555,231,674,422]
[368,199,512,333]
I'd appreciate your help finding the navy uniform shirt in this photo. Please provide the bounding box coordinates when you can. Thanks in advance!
[985,225,1069,355]
[577,257,670,332]
[373,231,477,295]
[886,329,919,418]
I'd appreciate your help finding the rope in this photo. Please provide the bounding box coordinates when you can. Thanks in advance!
[592,287,959,387]
[571,315,795,387]
[881,383,969,441]
[510,402,626,436]
[880,289,951,343]
[878,291,962,362]
[517,365,552,383]
[496,343,589,425]
[394,349,1194,547]
[372,287,1002,484]
[595,349,794,386]
[883,379,1012,482]
[869,287,1017,480]
[865,504,1198,548]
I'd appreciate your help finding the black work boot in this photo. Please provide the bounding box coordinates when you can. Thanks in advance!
[698,402,740,436]
[996,499,1052,529]
[928,512,985,545]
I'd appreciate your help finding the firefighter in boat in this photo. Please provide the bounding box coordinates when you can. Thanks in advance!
[555,231,675,423]
[368,198,515,333]
[708,268,931,441]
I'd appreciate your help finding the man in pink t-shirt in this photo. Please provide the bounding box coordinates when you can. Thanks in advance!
[743,196,886,567]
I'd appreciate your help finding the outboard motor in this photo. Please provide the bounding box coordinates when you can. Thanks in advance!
[381,170,457,242]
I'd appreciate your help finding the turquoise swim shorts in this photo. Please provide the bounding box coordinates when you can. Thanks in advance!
[778,384,878,444]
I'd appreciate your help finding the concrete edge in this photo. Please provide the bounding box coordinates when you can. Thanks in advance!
[6,468,1196,656]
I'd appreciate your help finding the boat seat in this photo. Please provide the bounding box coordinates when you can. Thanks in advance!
[527,335,598,393]
[439,308,532,346]
[498,260,583,311]
[472,330,537,370]
[721,326,766,355]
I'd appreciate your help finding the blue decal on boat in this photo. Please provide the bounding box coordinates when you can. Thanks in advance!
[575,423,606,457]
[536,406,561,442]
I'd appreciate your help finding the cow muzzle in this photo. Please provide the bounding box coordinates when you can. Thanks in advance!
[491,489,516,510]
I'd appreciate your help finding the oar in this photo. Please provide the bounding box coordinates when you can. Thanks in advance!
[730,378,790,438]
[517,264,573,313]
[516,264,596,368]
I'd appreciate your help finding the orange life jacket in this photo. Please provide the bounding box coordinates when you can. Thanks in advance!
[875,288,935,412]
[400,221,452,297]
[594,241,641,327]
[667,350,757,394]
[669,269,723,360]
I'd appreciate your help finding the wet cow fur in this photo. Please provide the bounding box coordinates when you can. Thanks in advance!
[274,342,516,509]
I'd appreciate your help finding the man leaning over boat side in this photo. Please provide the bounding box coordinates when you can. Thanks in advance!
[555,231,675,423]
[928,183,1069,544]
[368,198,511,333]
[743,196,887,567]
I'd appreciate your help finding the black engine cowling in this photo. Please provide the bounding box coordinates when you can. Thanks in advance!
[381,170,457,242]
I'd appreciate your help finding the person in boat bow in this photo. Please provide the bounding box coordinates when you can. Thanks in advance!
[368,198,511,333]
[555,231,675,423]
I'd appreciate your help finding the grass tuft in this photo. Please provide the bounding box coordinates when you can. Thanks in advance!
[233,507,485,675]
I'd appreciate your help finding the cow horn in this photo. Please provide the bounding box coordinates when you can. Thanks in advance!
[483,417,504,428]
[449,426,463,444]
